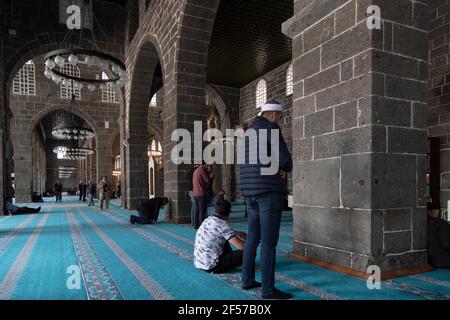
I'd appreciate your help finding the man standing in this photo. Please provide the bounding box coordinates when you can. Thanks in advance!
[192,163,212,229]
[82,180,87,202]
[86,180,96,206]
[239,101,293,300]
[54,180,63,202]
[129,197,169,225]
[98,176,110,210]
[78,180,84,201]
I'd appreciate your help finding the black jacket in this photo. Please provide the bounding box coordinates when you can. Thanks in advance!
[239,116,292,197]
[427,217,450,268]
[137,198,164,222]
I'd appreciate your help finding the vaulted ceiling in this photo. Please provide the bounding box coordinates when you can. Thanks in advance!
[206,0,293,88]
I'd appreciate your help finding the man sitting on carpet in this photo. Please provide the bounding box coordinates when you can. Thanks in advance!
[129,197,169,225]
[427,208,450,268]
[4,196,41,215]
[194,200,251,276]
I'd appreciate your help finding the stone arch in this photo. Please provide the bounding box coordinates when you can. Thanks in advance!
[25,106,99,144]
[175,0,220,105]
[205,84,233,130]
[125,35,164,209]
[12,106,98,202]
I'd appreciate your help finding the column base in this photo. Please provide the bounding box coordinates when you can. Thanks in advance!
[168,215,191,224]
[288,253,434,280]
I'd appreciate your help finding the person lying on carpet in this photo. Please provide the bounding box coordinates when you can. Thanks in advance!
[129,197,169,225]
[427,208,450,268]
[194,200,250,276]
[3,196,41,216]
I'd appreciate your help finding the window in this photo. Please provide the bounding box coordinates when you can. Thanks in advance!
[60,63,81,100]
[114,155,121,170]
[149,92,157,107]
[286,63,293,96]
[255,79,267,108]
[13,60,35,95]
[101,72,119,104]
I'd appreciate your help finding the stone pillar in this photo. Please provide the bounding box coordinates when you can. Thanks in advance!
[125,137,149,209]
[96,135,113,189]
[14,145,32,202]
[283,0,429,275]
[162,104,208,223]
[119,116,127,208]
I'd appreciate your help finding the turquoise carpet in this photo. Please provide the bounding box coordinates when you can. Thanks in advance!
[1,196,449,300]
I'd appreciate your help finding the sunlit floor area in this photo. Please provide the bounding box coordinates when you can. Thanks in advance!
[0,196,449,300]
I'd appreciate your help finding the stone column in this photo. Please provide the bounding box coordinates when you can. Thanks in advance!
[162,103,208,223]
[124,137,149,209]
[283,0,429,275]
[119,115,127,208]
[96,134,113,189]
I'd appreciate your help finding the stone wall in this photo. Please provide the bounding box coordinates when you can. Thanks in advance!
[283,0,429,274]
[428,0,450,209]
[9,54,120,201]
[31,128,46,195]
[1,0,124,202]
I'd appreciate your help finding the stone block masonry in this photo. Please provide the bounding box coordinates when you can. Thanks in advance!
[283,0,430,274]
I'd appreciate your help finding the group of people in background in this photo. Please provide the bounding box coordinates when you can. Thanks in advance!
[77,177,110,209]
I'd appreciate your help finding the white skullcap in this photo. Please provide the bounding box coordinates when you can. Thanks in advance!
[258,102,284,116]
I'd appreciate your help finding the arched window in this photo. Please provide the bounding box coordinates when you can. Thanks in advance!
[286,63,293,96]
[60,63,81,100]
[149,92,157,107]
[158,141,162,153]
[255,79,267,108]
[13,60,35,95]
[101,72,119,103]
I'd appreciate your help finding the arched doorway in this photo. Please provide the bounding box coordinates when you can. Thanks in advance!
[12,109,97,201]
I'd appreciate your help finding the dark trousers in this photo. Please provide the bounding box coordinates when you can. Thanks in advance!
[55,192,62,202]
[134,209,160,225]
[242,192,283,296]
[208,242,243,274]
[193,196,208,229]
[14,207,40,215]
[79,191,82,201]
[189,191,198,228]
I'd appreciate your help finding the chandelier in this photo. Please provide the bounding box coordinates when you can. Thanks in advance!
[59,166,75,178]
[53,146,94,155]
[52,127,95,140]
[44,49,127,91]
[53,146,93,160]
[43,0,127,93]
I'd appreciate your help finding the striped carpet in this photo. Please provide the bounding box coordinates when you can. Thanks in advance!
[0,196,449,300]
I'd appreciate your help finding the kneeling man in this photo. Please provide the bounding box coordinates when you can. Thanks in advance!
[130,197,169,225]
[194,200,248,274]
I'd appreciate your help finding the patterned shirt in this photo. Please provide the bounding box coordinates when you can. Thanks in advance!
[194,216,236,270]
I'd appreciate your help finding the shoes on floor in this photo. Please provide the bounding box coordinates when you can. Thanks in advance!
[242,281,262,290]
[130,215,137,224]
[262,288,293,300]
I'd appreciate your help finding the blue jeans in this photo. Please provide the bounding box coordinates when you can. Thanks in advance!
[189,191,198,228]
[242,192,283,296]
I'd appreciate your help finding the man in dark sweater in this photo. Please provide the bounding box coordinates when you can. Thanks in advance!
[239,101,293,300]
[129,197,169,225]
[427,209,450,268]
